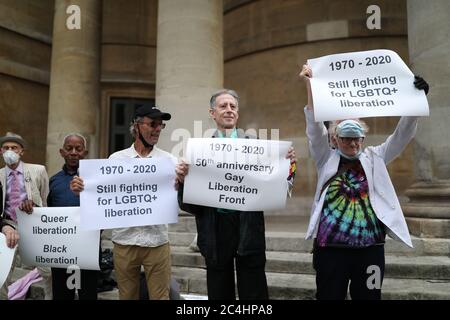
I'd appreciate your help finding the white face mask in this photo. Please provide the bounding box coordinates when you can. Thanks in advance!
[3,150,20,166]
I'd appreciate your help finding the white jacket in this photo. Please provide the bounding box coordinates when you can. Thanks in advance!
[305,107,418,247]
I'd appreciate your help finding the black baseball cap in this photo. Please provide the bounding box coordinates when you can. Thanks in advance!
[134,106,171,121]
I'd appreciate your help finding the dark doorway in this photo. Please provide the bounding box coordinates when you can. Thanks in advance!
[109,98,155,154]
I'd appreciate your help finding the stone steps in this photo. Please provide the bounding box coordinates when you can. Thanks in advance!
[171,266,450,300]
[170,246,450,280]
[165,216,450,300]
[18,264,450,300]
[13,245,450,300]
[168,216,450,256]
[11,215,450,300]
[101,231,450,257]
[171,232,450,256]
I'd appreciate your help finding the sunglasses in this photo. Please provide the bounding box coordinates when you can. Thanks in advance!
[138,121,166,129]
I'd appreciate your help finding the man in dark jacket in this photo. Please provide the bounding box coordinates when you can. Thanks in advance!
[176,89,296,300]
[47,133,98,300]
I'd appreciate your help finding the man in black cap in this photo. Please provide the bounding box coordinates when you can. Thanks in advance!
[71,106,176,300]
[0,132,52,300]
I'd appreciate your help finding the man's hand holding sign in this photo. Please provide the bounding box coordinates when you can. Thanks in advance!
[1,224,19,249]
[0,233,16,288]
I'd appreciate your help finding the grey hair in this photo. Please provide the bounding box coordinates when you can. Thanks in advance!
[328,119,369,139]
[62,133,87,148]
[209,89,239,109]
[129,116,143,138]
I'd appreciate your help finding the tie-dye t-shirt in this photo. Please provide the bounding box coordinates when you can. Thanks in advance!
[316,158,385,248]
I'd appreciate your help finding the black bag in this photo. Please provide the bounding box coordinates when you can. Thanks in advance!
[100,249,114,270]
[97,249,117,293]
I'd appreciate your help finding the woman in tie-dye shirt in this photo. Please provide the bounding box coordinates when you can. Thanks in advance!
[299,63,429,300]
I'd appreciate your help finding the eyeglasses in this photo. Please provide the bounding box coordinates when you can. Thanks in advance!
[339,137,364,145]
[138,121,166,129]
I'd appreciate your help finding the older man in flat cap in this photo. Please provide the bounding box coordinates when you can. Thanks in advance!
[0,132,51,300]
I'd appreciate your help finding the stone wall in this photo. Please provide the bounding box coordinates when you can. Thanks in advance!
[0,0,54,165]
[99,0,158,158]
[0,0,417,210]
[223,0,412,215]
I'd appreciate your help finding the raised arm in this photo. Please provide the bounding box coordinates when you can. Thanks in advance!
[299,64,314,111]
[371,116,419,164]
[371,76,429,164]
[300,64,331,168]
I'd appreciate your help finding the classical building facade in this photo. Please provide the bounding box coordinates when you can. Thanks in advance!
[0,0,448,235]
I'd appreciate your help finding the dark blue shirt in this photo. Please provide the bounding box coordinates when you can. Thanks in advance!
[47,165,79,207]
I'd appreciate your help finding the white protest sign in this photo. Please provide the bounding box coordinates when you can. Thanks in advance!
[79,157,178,230]
[16,207,100,270]
[183,138,291,211]
[0,233,16,288]
[308,49,429,121]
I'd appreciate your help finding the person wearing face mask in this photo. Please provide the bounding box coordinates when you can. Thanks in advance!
[0,132,51,300]
[299,64,429,300]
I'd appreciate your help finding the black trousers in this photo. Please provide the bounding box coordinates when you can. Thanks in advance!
[313,245,385,300]
[52,267,98,300]
[205,212,268,300]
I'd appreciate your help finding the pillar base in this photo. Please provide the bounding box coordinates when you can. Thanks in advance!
[402,180,450,238]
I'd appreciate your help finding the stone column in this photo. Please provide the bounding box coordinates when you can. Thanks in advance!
[46,0,101,176]
[403,0,450,237]
[155,0,223,156]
